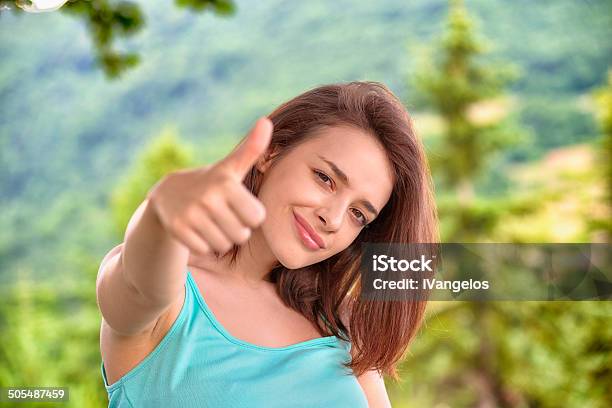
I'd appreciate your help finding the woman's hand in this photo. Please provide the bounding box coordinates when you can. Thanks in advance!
[147,117,273,256]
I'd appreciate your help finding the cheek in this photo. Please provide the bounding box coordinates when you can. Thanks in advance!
[262,172,319,206]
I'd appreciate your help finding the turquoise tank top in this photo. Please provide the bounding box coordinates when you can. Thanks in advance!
[101,267,369,407]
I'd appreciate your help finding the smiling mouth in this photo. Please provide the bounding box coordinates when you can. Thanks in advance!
[292,211,324,250]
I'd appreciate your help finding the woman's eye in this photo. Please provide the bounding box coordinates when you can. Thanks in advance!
[314,170,332,187]
[351,209,367,225]
[313,169,367,226]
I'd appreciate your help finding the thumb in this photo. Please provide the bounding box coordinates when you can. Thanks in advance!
[220,116,273,180]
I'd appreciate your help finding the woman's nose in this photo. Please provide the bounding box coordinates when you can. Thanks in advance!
[316,204,345,232]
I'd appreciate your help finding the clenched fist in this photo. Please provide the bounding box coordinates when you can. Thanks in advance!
[147,117,273,256]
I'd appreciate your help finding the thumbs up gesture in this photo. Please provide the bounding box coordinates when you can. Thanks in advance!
[147,117,273,256]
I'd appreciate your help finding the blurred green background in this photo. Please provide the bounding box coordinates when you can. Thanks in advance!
[0,0,610,406]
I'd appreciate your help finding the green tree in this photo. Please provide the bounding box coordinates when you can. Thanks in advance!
[411,0,534,241]
[392,2,610,407]
[414,0,535,242]
[110,126,194,238]
[413,0,522,203]
[0,0,236,78]
[591,69,612,238]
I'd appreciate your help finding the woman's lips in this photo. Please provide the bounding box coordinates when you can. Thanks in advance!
[293,211,325,250]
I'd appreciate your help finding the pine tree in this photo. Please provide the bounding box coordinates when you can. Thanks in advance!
[398,3,611,407]
[412,0,532,241]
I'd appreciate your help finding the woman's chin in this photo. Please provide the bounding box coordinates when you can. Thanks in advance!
[273,245,316,270]
[275,255,307,270]
[278,253,326,270]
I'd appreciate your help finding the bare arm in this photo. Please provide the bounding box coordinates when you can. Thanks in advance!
[357,370,392,408]
[95,198,190,336]
[96,117,272,338]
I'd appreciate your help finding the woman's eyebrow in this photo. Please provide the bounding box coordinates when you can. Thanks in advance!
[317,154,379,217]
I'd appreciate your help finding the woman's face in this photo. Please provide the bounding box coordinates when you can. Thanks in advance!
[255,124,395,269]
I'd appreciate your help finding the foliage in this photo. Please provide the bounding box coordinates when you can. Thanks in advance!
[392,301,612,408]
[412,0,536,243]
[413,0,527,196]
[110,127,194,238]
[0,251,106,407]
[0,0,236,78]
[590,70,612,238]
[394,2,612,407]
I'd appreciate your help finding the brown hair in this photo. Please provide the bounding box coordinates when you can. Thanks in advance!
[222,81,438,380]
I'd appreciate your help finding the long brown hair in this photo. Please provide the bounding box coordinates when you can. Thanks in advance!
[223,81,439,380]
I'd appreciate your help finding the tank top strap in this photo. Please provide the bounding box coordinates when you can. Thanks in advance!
[184,267,352,352]
[184,267,239,341]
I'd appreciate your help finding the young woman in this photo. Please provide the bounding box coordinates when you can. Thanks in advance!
[97,81,439,407]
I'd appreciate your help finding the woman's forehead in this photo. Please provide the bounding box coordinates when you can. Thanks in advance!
[297,125,383,154]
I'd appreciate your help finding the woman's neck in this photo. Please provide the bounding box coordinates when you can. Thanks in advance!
[188,226,279,287]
